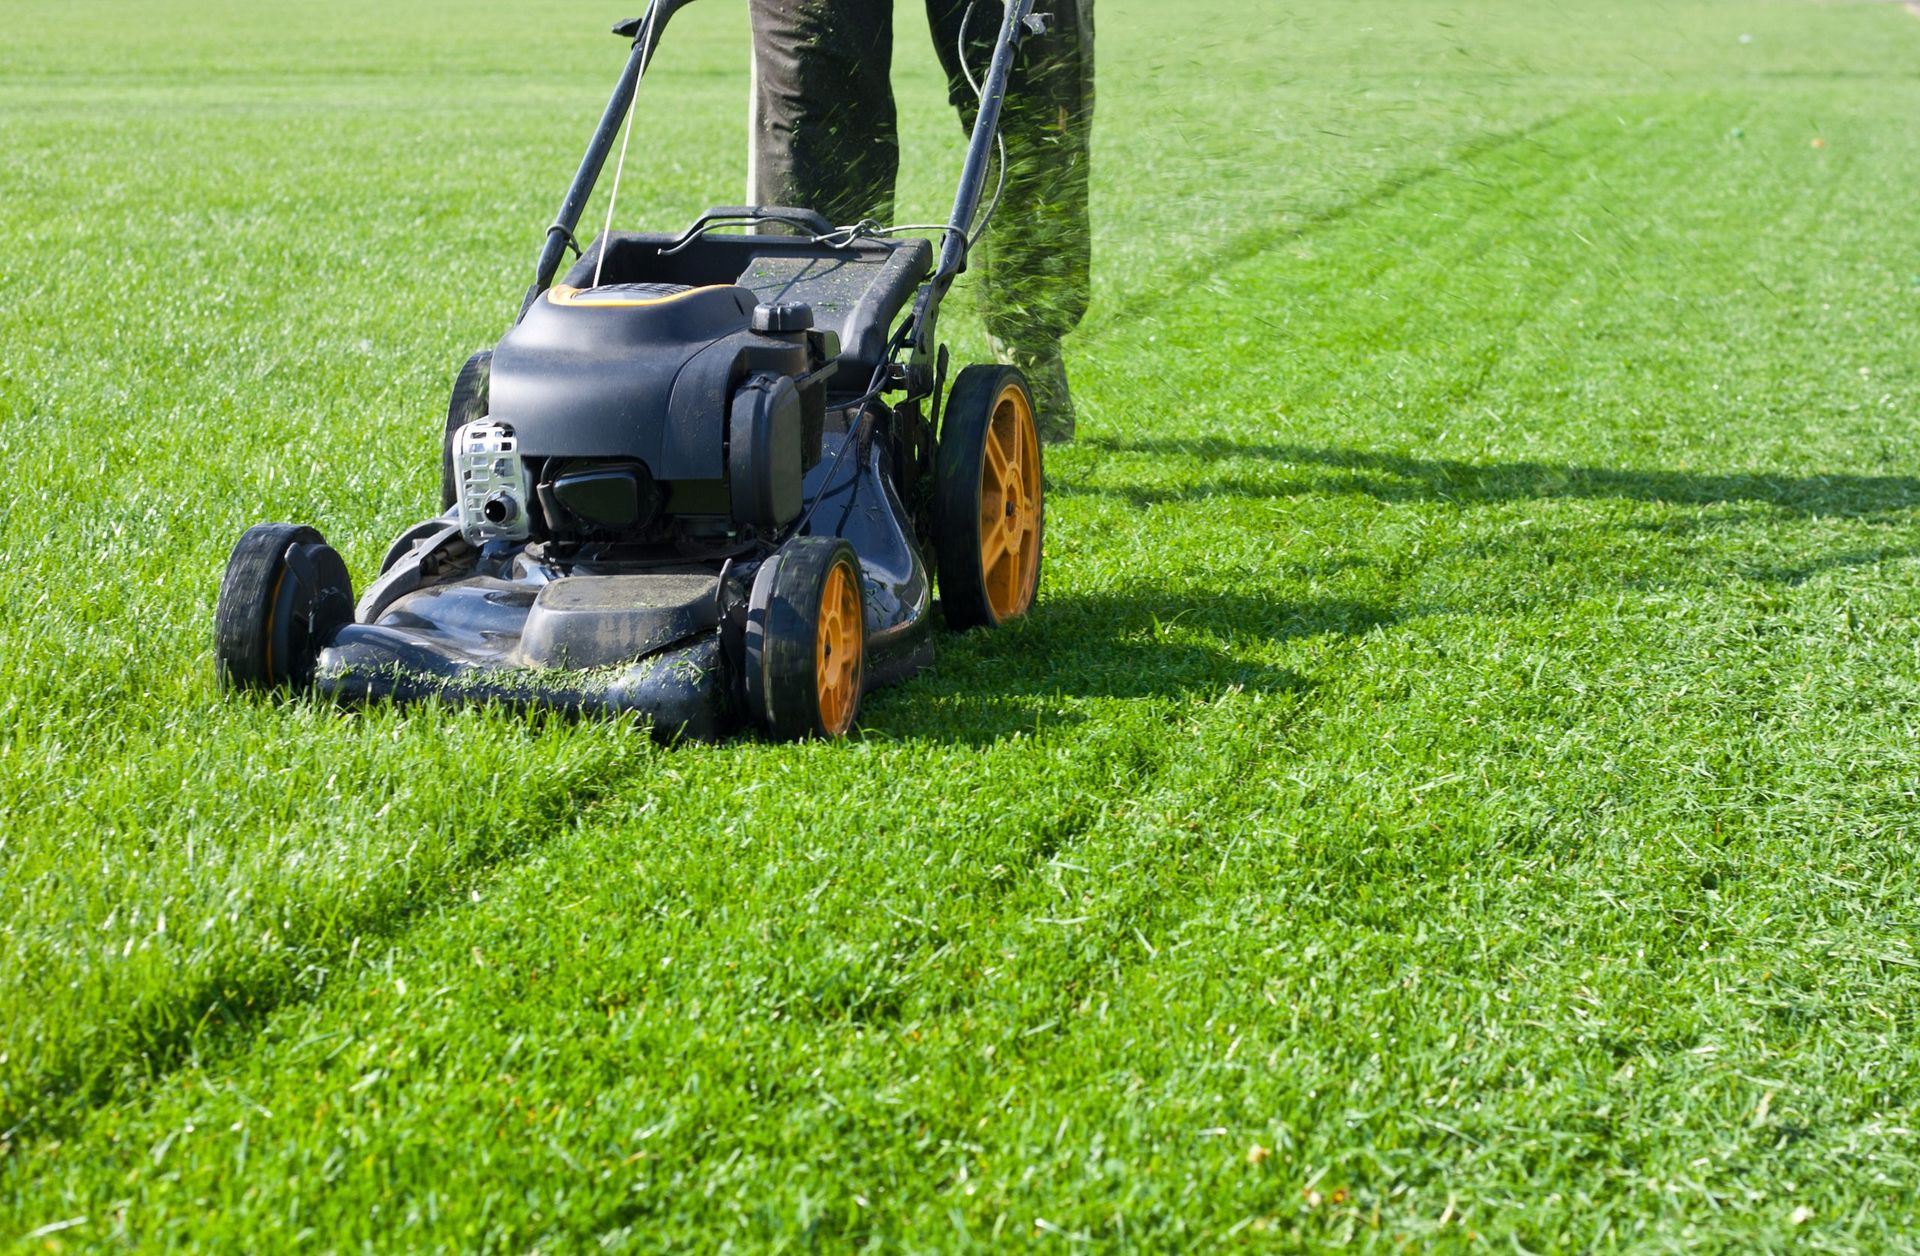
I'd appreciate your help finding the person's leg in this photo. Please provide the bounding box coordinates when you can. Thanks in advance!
[929,0,1094,442]
[748,0,899,226]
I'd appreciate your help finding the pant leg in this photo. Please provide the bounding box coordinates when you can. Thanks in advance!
[928,0,1095,351]
[748,0,899,227]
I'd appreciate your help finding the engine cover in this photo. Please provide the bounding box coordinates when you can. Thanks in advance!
[487,284,766,478]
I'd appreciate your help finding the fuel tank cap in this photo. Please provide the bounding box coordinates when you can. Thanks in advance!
[751,301,814,334]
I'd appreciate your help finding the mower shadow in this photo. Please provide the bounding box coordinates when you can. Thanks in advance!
[861,590,1395,744]
[1075,437,1920,519]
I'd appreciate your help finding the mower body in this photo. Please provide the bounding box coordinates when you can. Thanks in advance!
[315,225,938,739]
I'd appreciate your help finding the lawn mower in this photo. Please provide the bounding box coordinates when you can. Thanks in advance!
[214,0,1049,740]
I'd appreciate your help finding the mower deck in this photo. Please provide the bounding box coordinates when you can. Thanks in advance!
[310,433,933,740]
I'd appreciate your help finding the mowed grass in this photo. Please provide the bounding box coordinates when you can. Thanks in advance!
[5,0,1920,1247]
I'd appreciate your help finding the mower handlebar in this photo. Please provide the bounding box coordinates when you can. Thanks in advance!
[677,207,835,238]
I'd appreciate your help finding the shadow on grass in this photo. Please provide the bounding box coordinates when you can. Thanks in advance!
[863,590,1395,744]
[1076,437,1920,519]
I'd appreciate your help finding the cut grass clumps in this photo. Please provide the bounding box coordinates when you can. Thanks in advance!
[5,0,1920,1247]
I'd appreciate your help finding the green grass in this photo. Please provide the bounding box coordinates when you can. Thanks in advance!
[5,0,1920,1247]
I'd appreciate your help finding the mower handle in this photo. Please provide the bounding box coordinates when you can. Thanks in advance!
[525,0,1044,394]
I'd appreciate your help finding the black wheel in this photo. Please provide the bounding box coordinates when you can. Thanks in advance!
[214,523,355,690]
[744,536,866,740]
[934,364,1043,630]
[439,349,491,511]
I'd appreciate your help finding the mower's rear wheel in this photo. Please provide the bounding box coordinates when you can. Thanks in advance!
[214,524,355,691]
[440,349,491,511]
[745,536,866,740]
[935,364,1043,630]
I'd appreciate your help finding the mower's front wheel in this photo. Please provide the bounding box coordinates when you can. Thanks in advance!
[214,524,355,691]
[745,536,866,740]
[934,364,1043,630]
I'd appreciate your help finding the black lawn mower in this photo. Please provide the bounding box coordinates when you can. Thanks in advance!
[214,0,1050,740]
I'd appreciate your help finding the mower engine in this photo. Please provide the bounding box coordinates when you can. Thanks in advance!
[462,281,838,553]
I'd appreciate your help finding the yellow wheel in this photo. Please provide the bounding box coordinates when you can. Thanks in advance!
[815,558,862,736]
[934,365,1044,630]
[744,536,866,739]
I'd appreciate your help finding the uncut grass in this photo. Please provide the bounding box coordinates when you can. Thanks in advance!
[7,0,1920,1248]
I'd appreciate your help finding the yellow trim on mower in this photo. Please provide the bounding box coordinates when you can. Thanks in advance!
[546,283,730,308]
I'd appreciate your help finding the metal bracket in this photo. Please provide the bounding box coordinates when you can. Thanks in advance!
[544,223,583,260]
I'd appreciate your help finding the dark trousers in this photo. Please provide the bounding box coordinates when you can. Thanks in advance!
[748,0,1093,353]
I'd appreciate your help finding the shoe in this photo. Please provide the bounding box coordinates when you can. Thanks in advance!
[992,338,1076,444]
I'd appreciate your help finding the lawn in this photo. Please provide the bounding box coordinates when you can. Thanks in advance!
[5,0,1920,1247]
